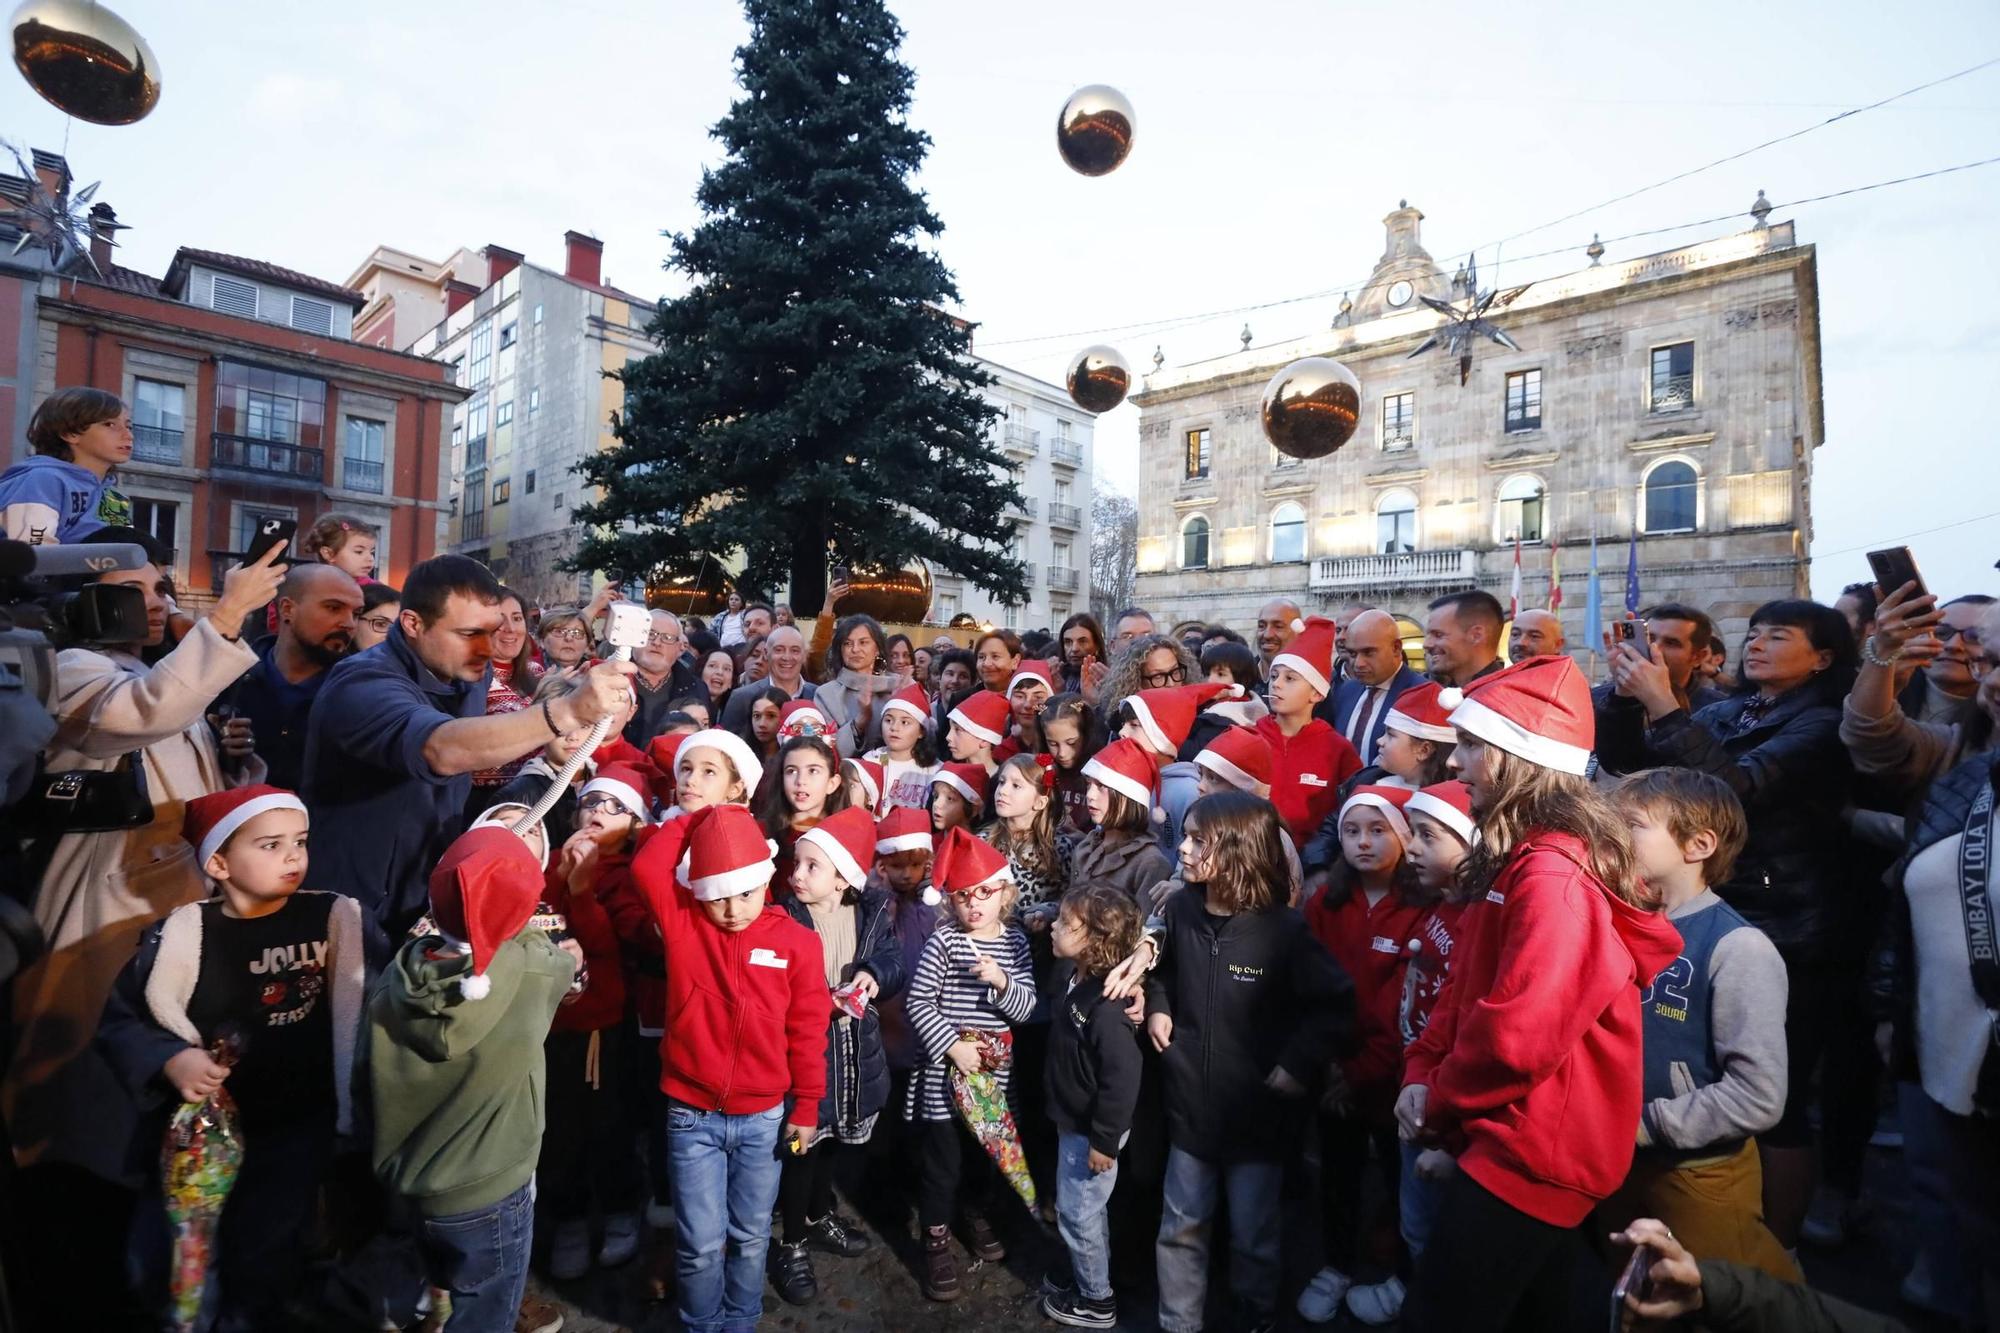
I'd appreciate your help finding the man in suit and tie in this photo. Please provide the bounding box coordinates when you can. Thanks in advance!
[1314,608,1423,767]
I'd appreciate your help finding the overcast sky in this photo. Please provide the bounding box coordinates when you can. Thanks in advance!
[9,0,1996,601]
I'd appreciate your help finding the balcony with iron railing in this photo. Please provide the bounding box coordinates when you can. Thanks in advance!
[131,424,183,465]
[1309,548,1478,590]
[210,433,324,487]
[1047,501,1081,529]
[1002,423,1039,458]
[1050,438,1082,468]
[1004,495,1039,520]
[461,509,487,541]
[1046,565,1080,592]
[1650,374,1694,413]
[343,457,384,493]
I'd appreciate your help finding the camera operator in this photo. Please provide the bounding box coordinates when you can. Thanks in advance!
[2,531,285,1302]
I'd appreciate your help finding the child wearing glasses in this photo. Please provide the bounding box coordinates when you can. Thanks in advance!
[902,828,1037,1302]
[352,581,402,652]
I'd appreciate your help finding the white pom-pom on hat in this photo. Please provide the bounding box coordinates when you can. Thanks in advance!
[1290,618,1305,633]
[921,886,943,906]
[1438,687,1464,710]
[459,970,493,1001]
[1152,806,1168,825]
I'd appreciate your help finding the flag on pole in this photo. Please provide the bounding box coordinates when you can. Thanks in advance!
[1509,534,1523,620]
[1624,527,1642,615]
[1585,526,1603,647]
[1548,538,1563,613]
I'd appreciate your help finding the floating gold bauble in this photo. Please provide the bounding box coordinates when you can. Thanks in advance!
[645,558,734,618]
[836,561,933,626]
[1261,356,1361,460]
[1064,344,1131,414]
[11,0,161,125]
[1056,84,1135,177]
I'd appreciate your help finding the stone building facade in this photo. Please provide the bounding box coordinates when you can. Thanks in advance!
[1129,203,1823,659]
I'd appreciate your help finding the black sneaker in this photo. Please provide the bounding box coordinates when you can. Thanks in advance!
[804,1212,872,1257]
[768,1240,817,1305]
[1042,1288,1117,1328]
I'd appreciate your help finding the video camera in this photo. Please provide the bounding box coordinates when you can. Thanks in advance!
[0,540,154,712]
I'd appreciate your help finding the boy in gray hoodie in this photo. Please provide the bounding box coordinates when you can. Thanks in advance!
[369,825,578,1331]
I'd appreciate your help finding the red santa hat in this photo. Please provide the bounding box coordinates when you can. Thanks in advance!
[848,757,885,811]
[797,805,878,890]
[1271,616,1337,698]
[930,762,988,815]
[1193,726,1274,798]
[1444,653,1595,776]
[428,826,548,1000]
[1382,681,1460,745]
[645,733,689,807]
[1405,779,1477,846]
[674,804,780,902]
[1082,737,1161,816]
[675,728,765,797]
[1338,783,1414,845]
[779,699,831,741]
[183,784,308,870]
[946,690,1011,747]
[931,826,1012,897]
[1006,659,1056,698]
[468,803,551,870]
[581,763,655,824]
[882,681,932,725]
[1127,682,1246,757]
[874,805,934,856]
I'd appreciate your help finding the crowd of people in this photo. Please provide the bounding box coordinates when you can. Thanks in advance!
[1,387,1996,1333]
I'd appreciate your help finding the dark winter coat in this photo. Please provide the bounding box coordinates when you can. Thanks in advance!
[1045,961,1144,1157]
[1601,687,1852,949]
[782,885,905,1134]
[1069,829,1173,904]
[1143,889,1354,1161]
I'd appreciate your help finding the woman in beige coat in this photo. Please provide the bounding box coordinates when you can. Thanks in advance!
[5,545,281,1185]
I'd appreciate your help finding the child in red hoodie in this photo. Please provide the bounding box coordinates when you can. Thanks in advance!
[1254,616,1361,843]
[537,765,649,1283]
[1395,656,1682,1333]
[630,803,831,1333]
[1298,785,1430,1324]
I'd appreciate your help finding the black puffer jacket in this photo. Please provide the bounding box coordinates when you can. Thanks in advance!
[782,885,904,1133]
[1143,890,1354,1162]
[1625,688,1852,949]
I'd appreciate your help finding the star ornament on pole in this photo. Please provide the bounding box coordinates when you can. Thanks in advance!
[1406,254,1530,386]
[1,141,123,277]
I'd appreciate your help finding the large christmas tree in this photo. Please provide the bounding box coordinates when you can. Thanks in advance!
[570,0,1023,615]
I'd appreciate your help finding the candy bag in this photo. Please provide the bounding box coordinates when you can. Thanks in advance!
[161,1040,245,1332]
[948,1028,1036,1210]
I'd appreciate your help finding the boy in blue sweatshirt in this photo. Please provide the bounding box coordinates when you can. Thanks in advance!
[0,386,132,543]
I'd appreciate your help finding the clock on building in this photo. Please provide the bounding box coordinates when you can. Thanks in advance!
[1387,280,1414,308]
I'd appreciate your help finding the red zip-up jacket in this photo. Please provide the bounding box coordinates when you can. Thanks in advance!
[630,817,831,1115]
[1254,716,1361,844]
[1305,885,1428,1110]
[1401,831,1682,1226]
[543,866,627,1034]
[1397,899,1471,1049]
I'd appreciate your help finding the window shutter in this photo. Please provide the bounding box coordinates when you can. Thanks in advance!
[211,275,258,317]
[290,296,334,335]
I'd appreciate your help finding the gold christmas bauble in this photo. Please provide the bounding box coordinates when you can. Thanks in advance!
[645,558,734,617]
[1261,356,1361,460]
[11,0,160,126]
[1056,84,1135,177]
[1064,344,1130,414]
[835,561,933,626]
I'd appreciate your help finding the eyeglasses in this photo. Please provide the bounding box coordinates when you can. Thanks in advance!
[579,794,635,814]
[646,632,683,646]
[359,615,394,633]
[547,628,588,642]
[948,882,1007,902]
[1937,625,1982,645]
[1140,665,1188,688]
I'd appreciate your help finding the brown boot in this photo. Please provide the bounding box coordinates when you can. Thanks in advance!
[962,1210,1005,1262]
[922,1224,961,1301]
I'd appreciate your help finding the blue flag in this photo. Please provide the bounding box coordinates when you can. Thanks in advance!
[1585,529,1603,647]
[1624,529,1641,615]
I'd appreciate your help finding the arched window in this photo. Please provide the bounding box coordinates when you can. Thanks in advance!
[1181,515,1210,569]
[1643,460,1699,534]
[1376,489,1417,555]
[1496,474,1545,543]
[1269,502,1306,564]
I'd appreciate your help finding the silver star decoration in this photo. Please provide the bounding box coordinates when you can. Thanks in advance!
[1,142,124,277]
[1407,253,1529,385]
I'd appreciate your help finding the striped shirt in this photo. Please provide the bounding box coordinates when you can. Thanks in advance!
[902,925,1036,1121]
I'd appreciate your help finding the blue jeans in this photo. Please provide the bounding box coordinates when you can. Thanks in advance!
[416,1180,535,1333]
[1399,1139,1443,1260]
[1056,1132,1120,1302]
[668,1100,786,1333]
[1154,1147,1282,1333]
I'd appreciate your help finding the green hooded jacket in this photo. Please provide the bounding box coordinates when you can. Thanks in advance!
[368,925,574,1217]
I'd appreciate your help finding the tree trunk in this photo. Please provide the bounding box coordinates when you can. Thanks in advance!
[790,520,829,618]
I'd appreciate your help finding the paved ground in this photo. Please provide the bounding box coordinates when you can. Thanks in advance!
[525,1139,1947,1332]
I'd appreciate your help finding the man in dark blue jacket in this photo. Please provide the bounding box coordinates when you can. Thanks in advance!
[1314,609,1424,767]
[222,564,362,790]
[302,555,634,962]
